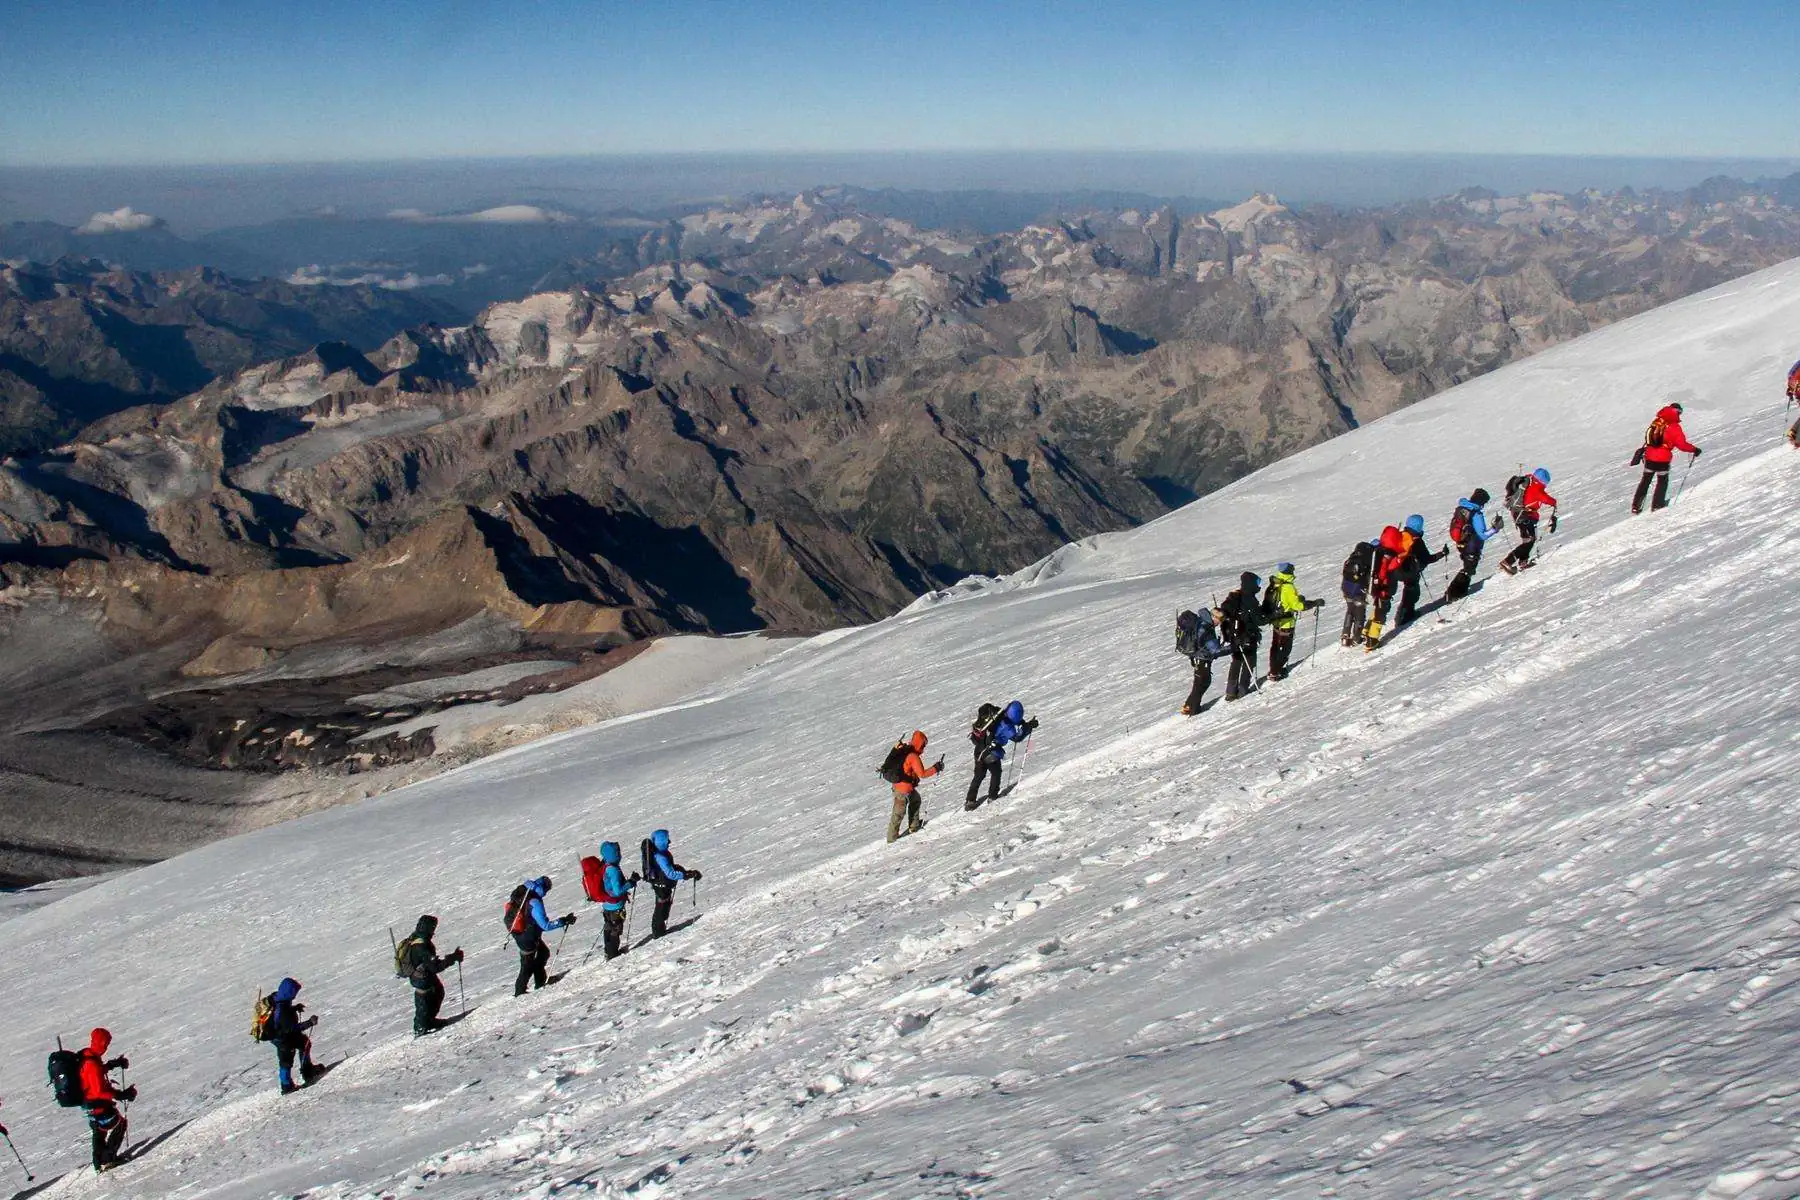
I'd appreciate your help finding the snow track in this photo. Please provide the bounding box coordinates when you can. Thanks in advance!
[4,261,1800,1198]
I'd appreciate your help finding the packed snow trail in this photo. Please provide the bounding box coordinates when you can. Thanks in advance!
[1,261,1799,1198]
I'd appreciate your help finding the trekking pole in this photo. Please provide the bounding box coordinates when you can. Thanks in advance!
[1309,606,1319,666]
[555,926,569,958]
[456,958,466,1016]
[1673,453,1697,504]
[0,1123,32,1181]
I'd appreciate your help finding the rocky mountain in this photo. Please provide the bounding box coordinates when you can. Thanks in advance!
[0,259,460,456]
[4,181,1800,686]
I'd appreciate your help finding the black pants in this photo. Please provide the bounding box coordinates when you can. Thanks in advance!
[651,883,677,937]
[1226,644,1257,698]
[1633,462,1671,512]
[1182,659,1212,711]
[413,978,444,1034]
[88,1103,126,1169]
[1267,628,1295,679]
[1396,577,1423,626]
[604,907,627,957]
[514,941,550,994]
[1502,514,1539,569]
[1341,596,1366,643]
[964,753,1002,809]
[1446,541,1483,601]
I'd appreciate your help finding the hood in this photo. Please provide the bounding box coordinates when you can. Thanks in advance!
[273,977,301,1002]
[600,841,620,864]
[652,829,671,851]
[909,730,928,752]
[1240,571,1260,591]
[1004,700,1024,723]
[524,876,551,897]
[1468,488,1491,507]
[89,1027,112,1055]
[413,914,438,939]
[1660,403,1683,419]
[1271,568,1294,583]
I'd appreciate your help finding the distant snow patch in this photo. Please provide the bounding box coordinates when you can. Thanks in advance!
[389,205,574,225]
[286,264,457,290]
[76,206,163,234]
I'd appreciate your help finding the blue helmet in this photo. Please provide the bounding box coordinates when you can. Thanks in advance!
[1533,467,1551,484]
[1275,561,1294,575]
[1404,514,1424,534]
[599,841,620,864]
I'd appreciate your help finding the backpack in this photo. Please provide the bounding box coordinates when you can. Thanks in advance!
[877,740,910,784]
[251,993,275,1042]
[1504,474,1531,520]
[580,854,605,904]
[1644,414,1668,449]
[1175,610,1201,659]
[394,934,422,979]
[1260,580,1280,622]
[970,703,1002,747]
[47,1045,83,1108]
[1447,505,1472,547]
[503,884,530,933]
[640,837,665,884]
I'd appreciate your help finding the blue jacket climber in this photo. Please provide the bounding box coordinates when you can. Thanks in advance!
[520,877,567,934]
[988,701,1036,760]
[1453,496,1501,543]
[648,829,687,884]
[598,842,635,912]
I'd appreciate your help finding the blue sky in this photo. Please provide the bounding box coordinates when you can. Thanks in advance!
[2,0,1796,166]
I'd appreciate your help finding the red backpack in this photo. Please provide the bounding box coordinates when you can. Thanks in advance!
[1448,505,1472,546]
[579,855,605,904]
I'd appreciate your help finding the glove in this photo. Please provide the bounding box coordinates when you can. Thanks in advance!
[1692,447,1702,457]
[119,1086,138,1103]
[301,1017,317,1031]
[1305,598,1324,611]
[1492,514,1505,531]
[689,869,703,880]
[1025,718,1040,733]
[628,871,641,884]
[1549,514,1559,533]
[107,1056,130,1071]
[453,948,465,963]
[933,757,945,772]
[563,912,578,926]
[293,1003,306,1014]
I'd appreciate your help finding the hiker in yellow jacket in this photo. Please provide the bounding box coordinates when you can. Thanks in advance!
[1264,563,1323,681]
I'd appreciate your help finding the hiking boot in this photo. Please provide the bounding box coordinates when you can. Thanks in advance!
[300,1063,323,1083]
[1499,560,1518,575]
[281,1082,299,1096]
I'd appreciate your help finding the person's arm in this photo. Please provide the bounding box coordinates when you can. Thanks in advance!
[654,849,686,882]
[528,895,566,931]
[1668,423,1699,454]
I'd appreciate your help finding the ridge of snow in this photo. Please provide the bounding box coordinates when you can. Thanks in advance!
[3,261,1800,1197]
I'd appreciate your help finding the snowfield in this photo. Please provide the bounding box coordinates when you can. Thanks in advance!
[3,261,1800,1199]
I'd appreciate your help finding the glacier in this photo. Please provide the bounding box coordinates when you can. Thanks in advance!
[1,260,1799,1198]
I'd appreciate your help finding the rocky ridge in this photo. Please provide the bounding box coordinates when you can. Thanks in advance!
[5,180,1800,685]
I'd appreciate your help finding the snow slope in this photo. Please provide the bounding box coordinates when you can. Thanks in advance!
[2,261,1799,1199]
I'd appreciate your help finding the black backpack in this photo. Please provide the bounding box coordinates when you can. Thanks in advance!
[1175,610,1201,658]
[877,741,910,784]
[641,837,673,884]
[47,1044,83,1108]
[1343,541,1375,587]
[1504,474,1531,519]
[970,703,1002,748]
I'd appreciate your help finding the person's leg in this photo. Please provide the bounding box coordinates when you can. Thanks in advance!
[889,788,909,838]
[1182,661,1210,712]
[1632,468,1654,512]
[1397,580,1421,625]
[1342,598,1365,642]
[91,1116,110,1169]
[963,760,986,808]
[906,789,923,831]
[984,757,1004,801]
[532,943,550,989]
[278,1042,297,1091]
[652,886,674,936]
[1651,464,1671,510]
[604,907,625,957]
[514,949,534,996]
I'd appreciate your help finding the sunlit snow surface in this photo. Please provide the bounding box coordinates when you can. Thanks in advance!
[4,262,1800,1198]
